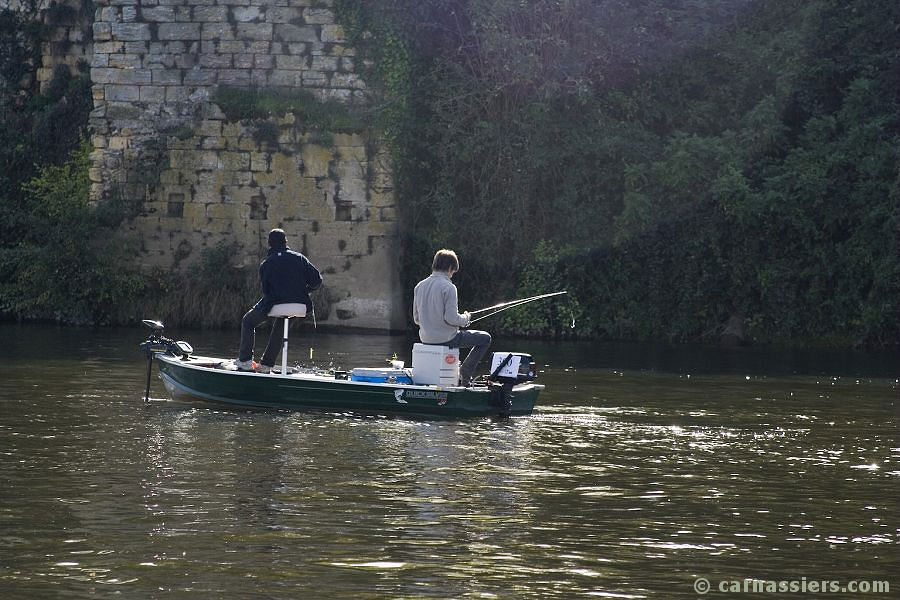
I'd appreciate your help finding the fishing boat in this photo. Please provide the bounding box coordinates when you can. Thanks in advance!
[140,319,544,418]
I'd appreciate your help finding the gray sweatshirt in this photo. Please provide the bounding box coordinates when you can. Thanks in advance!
[412,271,471,344]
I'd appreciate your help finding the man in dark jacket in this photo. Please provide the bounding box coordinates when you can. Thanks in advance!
[236,228,322,372]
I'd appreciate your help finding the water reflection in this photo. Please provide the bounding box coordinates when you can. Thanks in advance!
[0,324,897,598]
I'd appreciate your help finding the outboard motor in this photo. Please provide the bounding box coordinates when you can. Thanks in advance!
[487,352,537,417]
[139,320,193,359]
[139,320,193,402]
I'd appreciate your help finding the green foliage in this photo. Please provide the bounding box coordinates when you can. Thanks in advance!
[359,0,899,347]
[212,85,367,133]
[0,144,146,324]
[139,240,257,329]
[498,241,581,338]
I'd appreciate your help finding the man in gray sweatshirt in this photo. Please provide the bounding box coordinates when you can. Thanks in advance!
[413,249,492,386]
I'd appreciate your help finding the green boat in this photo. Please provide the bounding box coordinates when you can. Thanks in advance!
[141,322,543,418]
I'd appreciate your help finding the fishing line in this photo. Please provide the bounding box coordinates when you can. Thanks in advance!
[469,291,567,324]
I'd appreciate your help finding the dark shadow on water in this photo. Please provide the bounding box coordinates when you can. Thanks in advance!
[1,322,897,379]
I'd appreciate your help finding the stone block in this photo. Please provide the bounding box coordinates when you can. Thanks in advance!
[124,41,150,54]
[162,41,186,54]
[197,151,219,170]
[218,41,247,53]
[202,23,236,41]
[139,86,166,102]
[339,57,354,72]
[93,41,125,55]
[98,7,118,22]
[112,22,151,41]
[166,86,191,102]
[335,138,366,156]
[247,41,271,54]
[183,69,216,85]
[175,53,197,69]
[233,54,254,69]
[253,54,273,69]
[183,202,207,221]
[250,69,268,86]
[311,56,337,72]
[286,43,308,55]
[141,6,176,22]
[252,171,280,187]
[222,122,243,138]
[200,54,232,69]
[219,151,250,171]
[207,202,241,220]
[268,69,299,87]
[304,8,333,24]
[274,24,317,43]
[109,53,142,69]
[198,121,222,137]
[331,73,364,89]
[201,136,226,150]
[152,69,182,85]
[194,6,228,22]
[275,54,307,70]
[368,189,394,208]
[196,170,228,191]
[232,171,253,186]
[122,6,137,21]
[219,69,251,86]
[378,206,397,222]
[109,136,130,150]
[158,23,201,40]
[301,145,333,178]
[236,23,272,41]
[174,6,192,22]
[320,24,345,43]
[250,152,270,172]
[93,22,112,41]
[106,68,153,85]
[266,7,296,23]
[302,71,328,87]
[233,6,262,22]
[158,170,182,186]
[91,54,109,68]
[319,88,352,102]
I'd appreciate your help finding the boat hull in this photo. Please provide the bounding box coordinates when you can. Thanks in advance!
[155,354,541,418]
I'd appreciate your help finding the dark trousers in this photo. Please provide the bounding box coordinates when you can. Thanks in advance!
[447,329,492,383]
[238,306,285,367]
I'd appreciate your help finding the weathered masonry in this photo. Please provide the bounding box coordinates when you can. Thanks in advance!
[32,0,405,330]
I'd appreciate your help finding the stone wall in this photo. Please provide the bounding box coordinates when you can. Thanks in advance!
[84,0,405,330]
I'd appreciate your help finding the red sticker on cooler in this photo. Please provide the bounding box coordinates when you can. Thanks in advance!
[444,354,457,364]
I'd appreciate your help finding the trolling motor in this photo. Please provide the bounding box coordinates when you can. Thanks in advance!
[139,319,193,402]
[487,352,537,417]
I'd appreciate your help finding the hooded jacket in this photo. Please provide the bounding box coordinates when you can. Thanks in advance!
[253,246,323,313]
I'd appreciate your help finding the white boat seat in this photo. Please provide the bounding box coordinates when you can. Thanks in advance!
[267,303,307,374]
[268,303,307,318]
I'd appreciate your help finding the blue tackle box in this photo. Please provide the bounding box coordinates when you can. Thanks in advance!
[350,367,413,384]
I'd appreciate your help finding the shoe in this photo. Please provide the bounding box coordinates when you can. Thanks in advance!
[235,359,254,371]
[257,363,272,374]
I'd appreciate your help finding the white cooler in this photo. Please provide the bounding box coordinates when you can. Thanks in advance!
[411,343,460,386]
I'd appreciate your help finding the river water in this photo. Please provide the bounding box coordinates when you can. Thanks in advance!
[0,323,897,598]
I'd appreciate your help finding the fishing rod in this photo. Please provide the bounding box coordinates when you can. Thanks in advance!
[469,291,567,323]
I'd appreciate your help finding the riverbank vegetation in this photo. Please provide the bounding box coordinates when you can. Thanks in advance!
[344,0,899,347]
[0,1,897,347]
